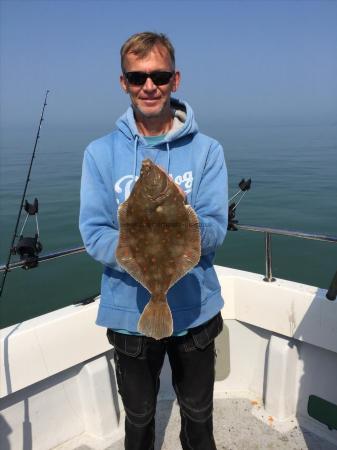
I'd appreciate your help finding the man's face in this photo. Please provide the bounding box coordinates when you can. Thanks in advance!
[120,44,180,120]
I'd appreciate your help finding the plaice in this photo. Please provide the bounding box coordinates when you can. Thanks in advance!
[116,159,201,339]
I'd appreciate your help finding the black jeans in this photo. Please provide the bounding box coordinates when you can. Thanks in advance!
[107,312,223,450]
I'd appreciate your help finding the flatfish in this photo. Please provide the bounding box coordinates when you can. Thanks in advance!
[116,159,201,340]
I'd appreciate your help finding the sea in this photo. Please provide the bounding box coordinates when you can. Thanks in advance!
[0,122,336,329]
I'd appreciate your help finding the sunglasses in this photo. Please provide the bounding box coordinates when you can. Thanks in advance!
[124,71,174,86]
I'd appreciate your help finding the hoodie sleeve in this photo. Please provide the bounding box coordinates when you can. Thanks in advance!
[79,148,123,271]
[194,142,228,255]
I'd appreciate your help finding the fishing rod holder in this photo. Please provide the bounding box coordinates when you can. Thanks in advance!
[13,235,43,270]
[228,178,252,231]
[24,198,39,215]
[227,177,276,282]
[11,198,43,270]
[228,203,238,231]
[0,90,49,297]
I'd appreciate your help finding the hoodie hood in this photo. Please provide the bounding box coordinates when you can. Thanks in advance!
[115,98,199,145]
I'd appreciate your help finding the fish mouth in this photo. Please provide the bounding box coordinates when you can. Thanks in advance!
[140,160,169,199]
[140,160,164,181]
[140,159,154,177]
[140,159,166,175]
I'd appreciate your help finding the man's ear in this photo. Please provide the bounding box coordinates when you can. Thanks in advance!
[172,70,181,93]
[120,74,129,93]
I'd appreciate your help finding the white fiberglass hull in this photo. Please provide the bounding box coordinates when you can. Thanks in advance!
[1,266,337,449]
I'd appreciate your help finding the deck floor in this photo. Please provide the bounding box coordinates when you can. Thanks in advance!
[102,398,337,450]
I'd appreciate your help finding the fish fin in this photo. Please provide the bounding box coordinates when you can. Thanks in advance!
[185,205,201,265]
[185,204,199,227]
[167,256,196,288]
[116,203,150,289]
[137,295,173,340]
[166,206,201,288]
[115,243,149,289]
[117,201,129,224]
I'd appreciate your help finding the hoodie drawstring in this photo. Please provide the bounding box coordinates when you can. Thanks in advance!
[132,135,139,187]
[133,136,170,183]
[166,142,170,175]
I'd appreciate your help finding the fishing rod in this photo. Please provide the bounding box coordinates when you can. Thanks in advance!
[0,90,50,297]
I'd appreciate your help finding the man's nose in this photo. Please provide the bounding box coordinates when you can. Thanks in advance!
[142,76,157,92]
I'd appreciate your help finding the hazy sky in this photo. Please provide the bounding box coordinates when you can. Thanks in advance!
[1,0,337,130]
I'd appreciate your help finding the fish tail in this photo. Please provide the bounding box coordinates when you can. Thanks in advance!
[137,294,173,340]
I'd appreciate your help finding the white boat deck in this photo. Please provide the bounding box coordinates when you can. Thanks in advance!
[56,398,337,450]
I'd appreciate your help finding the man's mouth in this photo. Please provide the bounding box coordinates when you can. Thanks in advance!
[141,98,160,103]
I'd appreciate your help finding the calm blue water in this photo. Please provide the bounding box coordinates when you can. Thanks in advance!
[1,123,336,328]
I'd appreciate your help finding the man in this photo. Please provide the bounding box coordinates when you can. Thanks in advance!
[79,32,228,450]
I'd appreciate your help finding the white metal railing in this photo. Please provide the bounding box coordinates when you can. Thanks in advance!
[1,225,336,299]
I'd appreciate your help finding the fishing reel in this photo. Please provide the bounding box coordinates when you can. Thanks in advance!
[12,198,43,269]
[228,178,251,231]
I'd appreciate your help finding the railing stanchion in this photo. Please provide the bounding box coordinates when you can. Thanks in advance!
[264,232,275,282]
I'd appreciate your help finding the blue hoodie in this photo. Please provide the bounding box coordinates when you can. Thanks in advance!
[79,98,228,332]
